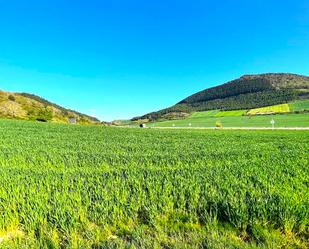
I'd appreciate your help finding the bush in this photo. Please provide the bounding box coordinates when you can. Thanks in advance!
[215,121,222,128]
[8,95,15,101]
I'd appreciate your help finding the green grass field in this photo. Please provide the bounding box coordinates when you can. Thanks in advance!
[289,100,309,112]
[0,119,308,248]
[187,110,247,118]
[190,110,220,117]
[215,110,247,117]
[152,113,309,128]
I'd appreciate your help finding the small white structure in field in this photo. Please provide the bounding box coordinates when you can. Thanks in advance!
[69,117,77,124]
[270,119,275,129]
[139,123,146,128]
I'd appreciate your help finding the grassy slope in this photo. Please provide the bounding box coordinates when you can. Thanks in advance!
[0,91,98,124]
[215,110,247,117]
[289,100,309,112]
[190,110,220,117]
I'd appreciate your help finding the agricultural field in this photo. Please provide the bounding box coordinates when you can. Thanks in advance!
[247,104,290,115]
[152,113,309,128]
[0,120,308,248]
[190,110,247,118]
[214,110,247,117]
[289,100,309,112]
[190,110,220,118]
[246,100,309,115]
[0,119,309,248]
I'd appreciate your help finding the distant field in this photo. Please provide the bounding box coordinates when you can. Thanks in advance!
[0,119,308,248]
[289,100,309,112]
[190,110,219,117]
[247,103,290,115]
[127,101,309,129]
[152,113,309,128]
[215,110,247,117]
[189,110,246,118]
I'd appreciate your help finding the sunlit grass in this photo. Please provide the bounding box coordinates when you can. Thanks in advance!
[0,119,308,248]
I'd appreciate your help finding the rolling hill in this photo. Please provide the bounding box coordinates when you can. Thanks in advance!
[133,73,309,121]
[0,90,99,124]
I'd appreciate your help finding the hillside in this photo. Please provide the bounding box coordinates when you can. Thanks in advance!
[0,90,99,124]
[133,73,309,121]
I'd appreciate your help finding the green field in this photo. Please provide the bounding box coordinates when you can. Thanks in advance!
[0,119,308,248]
[215,110,247,117]
[190,110,220,117]
[142,101,309,128]
[152,113,309,128]
[289,100,309,112]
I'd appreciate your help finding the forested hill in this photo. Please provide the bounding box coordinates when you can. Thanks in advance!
[0,91,99,124]
[133,73,309,121]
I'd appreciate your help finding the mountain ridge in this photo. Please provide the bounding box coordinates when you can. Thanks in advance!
[133,73,309,121]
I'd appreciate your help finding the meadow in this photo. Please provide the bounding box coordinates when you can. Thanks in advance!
[0,119,308,248]
[152,113,309,128]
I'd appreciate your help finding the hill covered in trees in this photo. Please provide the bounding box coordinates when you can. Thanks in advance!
[0,91,99,124]
[133,73,309,121]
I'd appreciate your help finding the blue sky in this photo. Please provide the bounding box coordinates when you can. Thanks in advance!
[0,0,308,121]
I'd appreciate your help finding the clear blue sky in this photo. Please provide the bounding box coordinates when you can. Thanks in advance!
[0,0,308,121]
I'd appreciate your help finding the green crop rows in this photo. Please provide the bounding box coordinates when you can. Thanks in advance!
[0,119,308,248]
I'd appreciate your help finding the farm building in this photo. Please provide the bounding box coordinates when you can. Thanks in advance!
[68,117,77,124]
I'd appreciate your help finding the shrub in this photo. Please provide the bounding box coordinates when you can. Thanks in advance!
[215,121,222,128]
[8,95,16,101]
